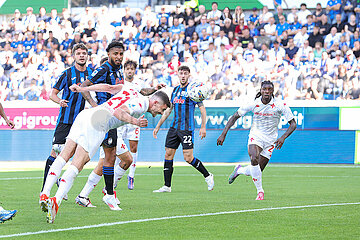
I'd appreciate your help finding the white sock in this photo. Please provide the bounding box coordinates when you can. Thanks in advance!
[237,165,251,176]
[114,161,126,188]
[55,165,79,206]
[79,171,102,198]
[42,156,67,196]
[128,151,137,178]
[250,165,264,193]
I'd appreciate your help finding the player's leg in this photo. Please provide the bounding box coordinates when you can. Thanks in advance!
[127,140,138,190]
[114,150,133,189]
[102,129,117,196]
[259,155,270,171]
[248,144,265,200]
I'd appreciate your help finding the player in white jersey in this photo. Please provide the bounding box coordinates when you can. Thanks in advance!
[40,83,170,223]
[75,60,165,208]
[217,81,296,200]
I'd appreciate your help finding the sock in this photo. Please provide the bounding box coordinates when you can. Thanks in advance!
[42,156,67,196]
[55,165,79,206]
[250,165,264,193]
[103,166,114,195]
[164,159,173,187]
[128,151,137,178]
[41,156,56,191]
[114,164,126,188]
[190,158,210,178]
[237,165,251,176]
[79,171,102,198]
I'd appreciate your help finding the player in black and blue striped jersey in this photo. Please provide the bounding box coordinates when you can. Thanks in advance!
[40,43,92,197]
[79,41,125,207]
[153,65,214,193]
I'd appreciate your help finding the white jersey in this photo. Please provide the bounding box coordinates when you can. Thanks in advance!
[101,86,149,132]
[237,97,294,142]
[123,78,147,93]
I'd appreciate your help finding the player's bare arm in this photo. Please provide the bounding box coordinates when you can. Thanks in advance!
[50,88,69,107]
[153,104,173,139]
[0,102,14,129]
[274,118,296,149]
[140,84,166,96]
[217,111,241,146]
[70,83,123,95]
[199,104,207,139]
[80,80,98,107]
[113,105,148,127]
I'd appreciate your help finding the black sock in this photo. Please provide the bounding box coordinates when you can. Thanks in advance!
[164,159,173,187]
[190,158,209,178]
[103,166,114,195]
[41,156,56,191]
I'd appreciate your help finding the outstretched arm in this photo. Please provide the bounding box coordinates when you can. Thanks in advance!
[113,105,148,127]
[79,80,98,107]
[71,83,123,95]
[217,111,240,146]
[274,118,296,149]
[153,104,173,139]
[140,83,166,96]
[0,102,14,129]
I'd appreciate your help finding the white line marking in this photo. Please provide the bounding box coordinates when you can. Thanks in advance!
[0,202,359,239]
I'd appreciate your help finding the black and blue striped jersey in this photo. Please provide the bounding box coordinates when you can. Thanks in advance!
[170,84,200,131]
[88,61,124,105]
[53,66,93,124]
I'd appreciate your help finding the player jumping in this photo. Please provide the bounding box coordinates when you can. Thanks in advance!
[217,81,296,200]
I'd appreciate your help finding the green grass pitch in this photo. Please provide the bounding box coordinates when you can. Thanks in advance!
[0,165,359,239]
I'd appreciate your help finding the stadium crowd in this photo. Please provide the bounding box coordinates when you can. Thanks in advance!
[1,2,360,101]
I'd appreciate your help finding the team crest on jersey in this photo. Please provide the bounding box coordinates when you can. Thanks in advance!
[108,138,113,145]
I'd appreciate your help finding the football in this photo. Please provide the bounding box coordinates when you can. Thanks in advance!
[188,81,210,102]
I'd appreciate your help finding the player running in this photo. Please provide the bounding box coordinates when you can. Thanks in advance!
[153,65,214,193]
[75,60,165,207]
[217,81,296,200]
[41,83,170,223]
[40,43,92,201]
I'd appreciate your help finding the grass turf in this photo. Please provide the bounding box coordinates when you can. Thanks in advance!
[0,165,359,239]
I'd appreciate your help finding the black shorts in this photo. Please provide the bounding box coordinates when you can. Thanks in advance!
[102,128,117,148]
[165,127,194,150]
[52,123,72,145]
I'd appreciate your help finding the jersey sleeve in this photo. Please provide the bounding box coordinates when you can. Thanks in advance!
[280,102,294,122]
[88,66,107,84]
[237,101,254,116]
[53,71,67,91]
[124,96,148,116]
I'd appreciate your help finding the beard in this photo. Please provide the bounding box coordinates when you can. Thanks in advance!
[110,58,121,68]
[76,60,86,67]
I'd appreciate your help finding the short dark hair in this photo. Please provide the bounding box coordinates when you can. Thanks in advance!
[72,43,88,54]
[301,3,307,7]
[124,60,138,69]
[178,65,190,73]
[106,41,124,52]
[100,56,108,65]
[212,2,218,6]
[153,91,171,108]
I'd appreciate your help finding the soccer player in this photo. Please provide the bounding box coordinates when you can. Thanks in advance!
[75,60,165,207]
[42,84,170,223]
[216,81,296,200]
[40,43,92,199]
[0,206,17,223]
[79,41,125,209]
[153,65,214,193]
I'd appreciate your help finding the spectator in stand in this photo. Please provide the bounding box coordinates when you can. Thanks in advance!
[170,4,185,24]
[207,2,222,25]
[134,12,142,28]
[13,44,28,64]
[222,18,235,38]
[194,5,207,24]
[324,27,341,50]
[185,18,196,39]
[233,6,245,25]
[297,3,312,25]
[183,7,194,26]
[47,9,61,24]
[341,0,356,23]
[248,21,259,39]
[122,7,134,26]
[70,32,82,50]
[157,6,170,25]
[163,44,174,63]
[287,6,298,24]
[142,20,156,39]
[23,31,36,52]
[22,7,37,31]
[137,30,151,57]
[332,14,346,32]
[313,3,326,22]
[264,17,276,41]
[248,8,259,26]
[308,25,324,48]
[285,38,299,64]
[220,7,233,27]
[318,15,331,36]
[37,7,47,22]
[44,31,59,51]
[288,15,302,36]
[304,15,315,35]
[274,5,287,24]
[207,20,220,37]
[255,28,271,50]
[195,15,209,37]
[157,16,170,36]
[326,0,341,24]
[239,28,253,49]
[9,9,22,33]
[258,6,273,29]
[214,29,229,49]
[170,18,185,36]
[275,15,290,37]
[344,14,357,34]
[243,42,258,62]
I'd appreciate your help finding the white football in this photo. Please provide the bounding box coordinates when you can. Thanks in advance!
[188,82,209,102]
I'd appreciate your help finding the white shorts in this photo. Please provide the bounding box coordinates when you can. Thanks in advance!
[118,124,140,141]
[67,108,107,159]
[247,135,275,160]
[99,137,129,159]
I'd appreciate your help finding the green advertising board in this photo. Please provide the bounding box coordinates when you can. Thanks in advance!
[198,0,263,10]
[0,0,67,15]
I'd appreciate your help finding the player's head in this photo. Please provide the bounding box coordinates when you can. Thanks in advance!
[178,65,191,86]
[72,43,88,66]
[124,60,137,82]
[256,80,274,102]
[106,41,124,68]
[149,91,171,117]
[100,56,108,65]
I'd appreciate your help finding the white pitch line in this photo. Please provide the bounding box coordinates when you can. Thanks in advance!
[0,202,359,239]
